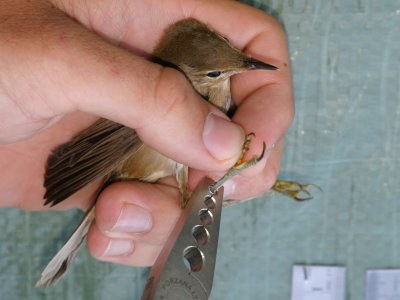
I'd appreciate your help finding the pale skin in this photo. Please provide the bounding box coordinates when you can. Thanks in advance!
[0,0,293,267]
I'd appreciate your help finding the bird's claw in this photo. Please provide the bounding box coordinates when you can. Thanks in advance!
[272,180,322,201]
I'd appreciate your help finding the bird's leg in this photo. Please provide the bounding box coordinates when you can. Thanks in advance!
[210,133,265,194]
[272,180,321,201]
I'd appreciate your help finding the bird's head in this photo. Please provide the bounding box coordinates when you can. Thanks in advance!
[154,19,277,110]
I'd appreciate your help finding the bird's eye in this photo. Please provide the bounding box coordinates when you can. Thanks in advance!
[206,71,222,78]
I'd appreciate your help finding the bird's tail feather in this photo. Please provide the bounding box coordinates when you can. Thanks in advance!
[35,206,95,288]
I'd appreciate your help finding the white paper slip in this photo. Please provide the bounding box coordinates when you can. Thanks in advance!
[366,269,400,300]
[291,265,346,300]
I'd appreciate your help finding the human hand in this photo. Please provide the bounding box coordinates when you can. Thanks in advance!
[0,0,293,267]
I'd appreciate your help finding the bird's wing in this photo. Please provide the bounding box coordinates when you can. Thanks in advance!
[44,119,142,206]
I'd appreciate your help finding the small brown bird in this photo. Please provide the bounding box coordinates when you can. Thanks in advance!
[36,18,310,287]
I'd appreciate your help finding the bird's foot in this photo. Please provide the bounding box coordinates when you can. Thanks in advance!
[272,180,321,201]
[210,133,265,194]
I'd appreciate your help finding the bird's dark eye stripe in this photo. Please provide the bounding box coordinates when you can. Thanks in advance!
[207,71,221,78]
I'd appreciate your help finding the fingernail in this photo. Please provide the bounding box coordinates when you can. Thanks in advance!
[223,180,236,199]
[109,204,152,233]
[103,239,134,257]
[203,113,245,161]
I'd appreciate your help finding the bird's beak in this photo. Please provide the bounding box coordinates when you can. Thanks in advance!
[244,57,278,71]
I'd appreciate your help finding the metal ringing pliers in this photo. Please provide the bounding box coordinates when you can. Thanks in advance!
[141,141,266,300]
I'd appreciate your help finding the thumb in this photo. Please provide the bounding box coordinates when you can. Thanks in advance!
[71,37,246,171]
[1,1,245,171]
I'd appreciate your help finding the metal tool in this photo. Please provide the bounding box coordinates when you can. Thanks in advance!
[141,177,224,300]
